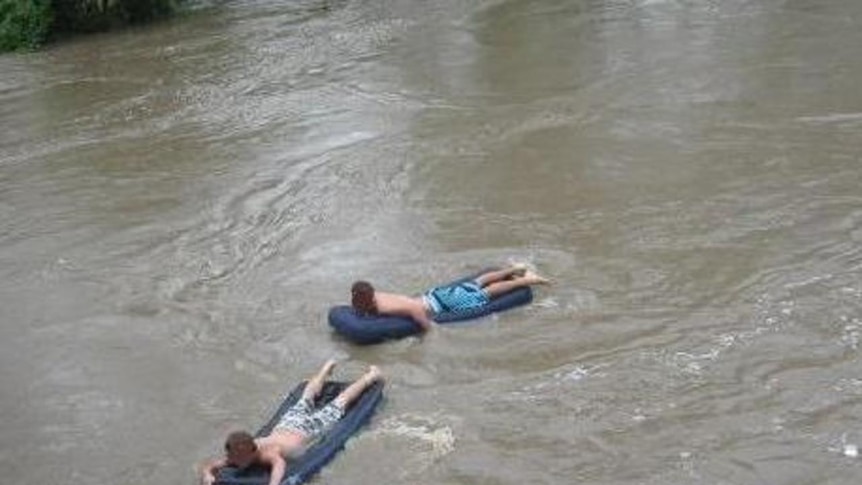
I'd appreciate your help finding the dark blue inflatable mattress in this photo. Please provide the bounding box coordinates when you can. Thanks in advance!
[216,380,384,485]
[329,269,533,345]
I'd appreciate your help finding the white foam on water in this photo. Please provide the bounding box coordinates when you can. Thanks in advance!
[364,414,456,459]
[562,365,591,382]
[533,297,559,309]
[839,318,860,350]
[532,288,601,314]
[832,378,862,394]
[508,363,604,404]
[796,112,862,124]
[640,0,673,6]
[784,274,833,289]
[550,363,608,385]
[829,433,861,458]
[670,296,800,375]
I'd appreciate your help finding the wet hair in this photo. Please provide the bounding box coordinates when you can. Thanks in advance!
[224,430,256,455]
[351,281,377,315]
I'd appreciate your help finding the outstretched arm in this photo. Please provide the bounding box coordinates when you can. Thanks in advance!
[263,450,286,485]
[199,457,227,485]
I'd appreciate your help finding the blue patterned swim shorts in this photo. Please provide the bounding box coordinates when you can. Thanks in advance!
[424,280,490,320]
[274,397,344,440]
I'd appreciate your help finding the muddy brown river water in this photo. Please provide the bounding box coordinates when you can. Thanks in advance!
[1,0,861,483]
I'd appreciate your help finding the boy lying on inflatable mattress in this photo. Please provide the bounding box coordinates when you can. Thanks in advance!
[198,360,381,485]
[350,264,549,329]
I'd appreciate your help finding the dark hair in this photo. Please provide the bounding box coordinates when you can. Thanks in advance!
[351,281,377,315]
[224,430,256,454]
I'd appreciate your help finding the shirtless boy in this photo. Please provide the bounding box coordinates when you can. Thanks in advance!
[350,265,549,330]
[198,360,382,485]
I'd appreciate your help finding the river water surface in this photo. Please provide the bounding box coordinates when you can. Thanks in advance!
[2,0,862,483]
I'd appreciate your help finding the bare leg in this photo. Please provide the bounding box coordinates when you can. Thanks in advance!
[476,264,528,287]
[302,359,338,401]
[333,366,382,408]
[483,271,549,298]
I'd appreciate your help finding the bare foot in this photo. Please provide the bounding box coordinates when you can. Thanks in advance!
[321,359,338,378]
[523,271,550,285]
[364,365,383,384]
[510,263,529,277]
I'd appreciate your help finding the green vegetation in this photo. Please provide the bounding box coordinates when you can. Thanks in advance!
[1,0,178,51]
[0,0,52,50]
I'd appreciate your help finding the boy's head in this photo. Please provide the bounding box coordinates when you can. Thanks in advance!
[351,281,377,315]
[224,430,257,469]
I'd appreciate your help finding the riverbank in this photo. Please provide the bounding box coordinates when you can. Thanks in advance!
[1,0,178,51]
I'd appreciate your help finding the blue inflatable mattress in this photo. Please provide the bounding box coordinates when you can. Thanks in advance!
[216,380,384,485]
[329,268,533,345]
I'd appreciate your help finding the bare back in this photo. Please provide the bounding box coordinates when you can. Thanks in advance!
[374,291,425,316]
[373,291,433,330]
[256,430,306,458]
